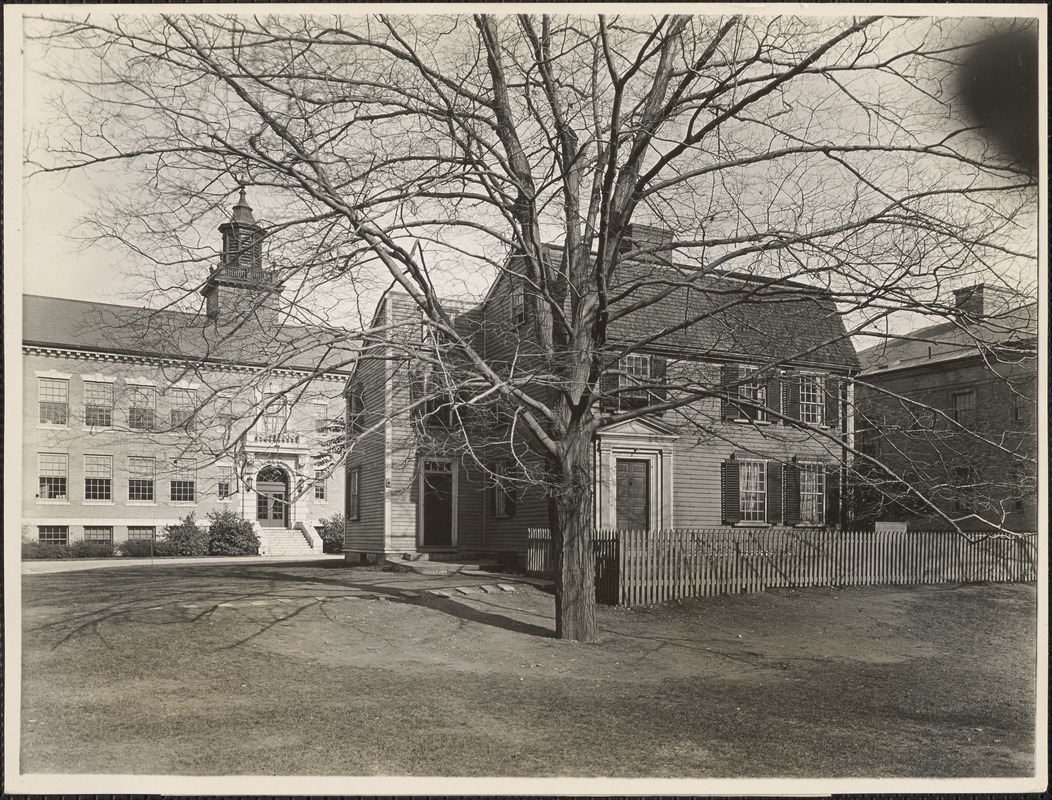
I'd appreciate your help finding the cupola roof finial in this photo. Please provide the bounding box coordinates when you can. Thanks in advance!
[230,182,257,226]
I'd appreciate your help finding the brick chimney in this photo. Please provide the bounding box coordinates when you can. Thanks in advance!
[619,223,674,261]
[953,284,985,321]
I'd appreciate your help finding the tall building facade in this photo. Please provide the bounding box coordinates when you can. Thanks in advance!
[22,191,354,552]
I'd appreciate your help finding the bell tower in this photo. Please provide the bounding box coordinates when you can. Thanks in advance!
[202,187,283,324]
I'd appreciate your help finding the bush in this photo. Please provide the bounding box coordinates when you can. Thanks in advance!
[71,539,116,558]
[118,538,173,558]
[22,541,73,560]
[207,510,260,556]
[317,513,345,554]
[161,513,209,556]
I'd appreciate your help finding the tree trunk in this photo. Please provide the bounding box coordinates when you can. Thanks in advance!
[549,430,597,642]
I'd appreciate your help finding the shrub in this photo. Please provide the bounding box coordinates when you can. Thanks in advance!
[161,512,209,556]
[22,541,73,560]
[207,510,260,556]
[118,538,173,558]
[70,539,116,558]
[317,513,345,554]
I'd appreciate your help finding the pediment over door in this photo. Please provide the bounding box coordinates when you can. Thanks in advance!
[598,416,679,441]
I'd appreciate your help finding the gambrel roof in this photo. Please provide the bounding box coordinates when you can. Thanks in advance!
[488,243,859,371]
[23,294,357,375]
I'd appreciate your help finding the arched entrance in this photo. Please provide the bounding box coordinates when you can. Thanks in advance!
[256,465,290,528]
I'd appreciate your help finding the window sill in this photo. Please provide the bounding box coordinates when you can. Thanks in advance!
[732,419,772,426]
[83,500,115,506]
[36,499,70,505]
[127,501,157,507]
[82,426,115,433]
[170,501,198,507]
[37,424,70,431]
[734,522,771,528]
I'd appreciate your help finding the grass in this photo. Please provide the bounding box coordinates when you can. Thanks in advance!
[18,561,1038,779]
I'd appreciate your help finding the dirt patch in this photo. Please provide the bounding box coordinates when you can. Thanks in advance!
[19,563,1039,780]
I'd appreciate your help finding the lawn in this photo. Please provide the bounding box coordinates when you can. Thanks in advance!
[18,560,1039,781]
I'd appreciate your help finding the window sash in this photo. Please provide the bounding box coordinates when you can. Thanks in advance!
[170,480,196,502]
[218,466,234,499]
[84,526,113,543]
[39,476,68,499]
[799,464,825,524]
[739,461,766,521]
[39,453,67,477]
[347,467,361,521]
[799,377,824,424]
[84,478,112,501]
[129,385,156,409]
[314,470,327,501]
[510,284,526,326]
[39,378,68,403]
[738,383,767,421]
[38,526,69,545]
[127,526,156,540]
[84,381,113,407]
[85,455,112,479]
[128,479,155,502]
[950,391,976,425]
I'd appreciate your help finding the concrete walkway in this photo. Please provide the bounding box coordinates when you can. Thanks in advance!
[21,552,343,575]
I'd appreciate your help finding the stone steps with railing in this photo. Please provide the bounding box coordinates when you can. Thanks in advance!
[256,524,325,557]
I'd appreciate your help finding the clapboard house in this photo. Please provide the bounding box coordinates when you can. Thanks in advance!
[343,227,860,564]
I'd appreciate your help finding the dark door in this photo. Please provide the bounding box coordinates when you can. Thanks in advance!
[422,462,454,547]
[616,458,650,530]
[256,467,289,528]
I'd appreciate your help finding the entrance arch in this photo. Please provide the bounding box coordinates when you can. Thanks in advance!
[256,465,290,528]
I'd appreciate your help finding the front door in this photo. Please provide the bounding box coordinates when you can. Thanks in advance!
[256,466,289,528]
[422,460,454,548]
[616,458,650,530]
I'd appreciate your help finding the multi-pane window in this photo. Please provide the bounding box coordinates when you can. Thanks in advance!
[84,381,114,427]
[510,283,526,327]
[38,526,69,545]
[314,403,329,431]
[739,461,767,522]
[346,466,361,521]
[170,459,196,503]
[38,453,68,500]
[170,388,196,431]
[128,457,156,501]
[950,390,977,428]
[129,385,157,430]
[799,376,824,425]
[84,455,113,500]
[738,375,767,422]
[39,378,69,425]
[84,526,114,543]
[493,461,518,518]
[347,389,365,435]
[619,354,652,405]
[314,470,327,501]
[799,464,826,525]
[262,396,288,437]
[218,466,234,500]
[127,526,156,540]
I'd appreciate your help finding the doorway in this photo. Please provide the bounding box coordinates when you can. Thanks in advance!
[615,458,651,530]
[256,465,289,528]
[421,459,455,548]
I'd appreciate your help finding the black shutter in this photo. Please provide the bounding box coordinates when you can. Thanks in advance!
[825,376,841,431]
[767,461,783,524]
[784,371,800,422]
[766,371,783,422]
[650,356,668,409]
[826,466,841,527]
[784,462,801,525]
[721,459,741,525]
[506,484,518,518]
[600,364,619,413]
[721,363,741,421]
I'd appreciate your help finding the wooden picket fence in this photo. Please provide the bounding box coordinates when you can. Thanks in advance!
[526,527,1037,606]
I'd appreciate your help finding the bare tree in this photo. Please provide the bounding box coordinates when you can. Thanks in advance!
[26,12,1038,641]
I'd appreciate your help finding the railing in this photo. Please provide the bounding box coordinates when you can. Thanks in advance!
[252,432,301,445]
[528,527,1037,607]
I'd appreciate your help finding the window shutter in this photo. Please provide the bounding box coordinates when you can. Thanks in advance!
[784,462,801,525]
[599,369,619,413]
[721,459,741,525]
[766,371,783,421]
[767,461,783,524]
[784,371,800,422]
[507,484,518,518]
[825,376,841,431]
[825,466,841,527]
[650,356,668,408]
[721,363,741,421]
